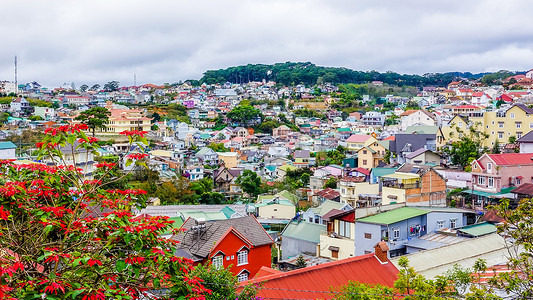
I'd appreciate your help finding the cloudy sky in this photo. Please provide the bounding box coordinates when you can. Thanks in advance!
[1,0,533,87]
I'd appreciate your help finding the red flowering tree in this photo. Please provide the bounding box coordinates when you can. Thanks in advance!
[0,124,209,299]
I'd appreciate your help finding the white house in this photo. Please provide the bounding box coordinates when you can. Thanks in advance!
[400,110,436,131]
[0,142,17,159]
[34,107,56,121]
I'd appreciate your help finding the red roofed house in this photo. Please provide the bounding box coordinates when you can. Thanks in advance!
[496,94,513,103]
[240,242,398,299]
[471,92,492,107]
[172,216,274,282]
[470,153,533,207]
[451,105,480,115]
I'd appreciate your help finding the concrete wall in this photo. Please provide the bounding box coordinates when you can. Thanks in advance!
[258,204,296,219]
[281,236,318,259]
[426,211,465,232]
[319,234,355,260]
[354,222,383,256]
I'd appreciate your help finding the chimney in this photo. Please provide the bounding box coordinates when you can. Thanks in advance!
[374,241,389,263]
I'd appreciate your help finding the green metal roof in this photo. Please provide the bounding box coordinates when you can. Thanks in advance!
[310,200,346,215]
[337,127,351,132]
[457,223,497,237]
[281,221,325,243]
[357,207,428,225]
[161,216,184,235]
[220,206,236,218]
[371,167,397,178]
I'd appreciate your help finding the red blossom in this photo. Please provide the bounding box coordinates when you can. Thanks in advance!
[94,162,116,169]
[119,130,147,137]
[125,153,149,160]
[87,259,102,267]
[0,206,10,220]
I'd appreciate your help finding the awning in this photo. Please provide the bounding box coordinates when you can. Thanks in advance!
[387,195,398,199]
[328,246,340,252]
[382,173,420,180]
[462,190,499,198]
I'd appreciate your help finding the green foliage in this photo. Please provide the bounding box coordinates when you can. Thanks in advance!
[492,139,501,154]
[332,281,395,300]
[236,170,263,201]
[226,105,263,125]
[103,80,120,92]
[324,177,338,189]
[316,149,346,166]
[443,122,489,170]
[405,100,420,110]
[295,254,307,268]
[207,142,229,152]
[90,84,101,91]
[200,62,469,87]
[74,107,111,136]
[79,84,88,92]
[481,71,514,86]
[29,115,43,121]
[27,98,53,108]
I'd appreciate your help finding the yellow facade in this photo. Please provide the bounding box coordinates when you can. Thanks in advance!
[357,142,386,169]
[443,105,532,147]
[217,152,238,168]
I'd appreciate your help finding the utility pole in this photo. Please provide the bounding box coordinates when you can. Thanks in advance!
[134,74,137,87]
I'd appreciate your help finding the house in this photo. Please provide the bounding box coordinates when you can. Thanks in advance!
[45,142,94,178]
[405,148,442,165]
[185,165,204,181]
[217,152,238,168]
[389,134,438,164]
[302,199,351,225]
[241,247,398,300]
[293,149,310,168]
[195,147,219,165]
[10,98,32,115]
[272,125,291,137]
[516,130,533,153]
[276,164,297,180]
[311,188,341,205]
[280,220,326,259]
[339,177,380,208]
[0,141,17,159]
[361,111,385,126]
[33,106,55,121]
[172,216,273,281]
[354,207,473,257]
[213,166,242,193]
[345,134,377,152]
[400,110,436,131]
[467,153,533,207]
[256,191,297,219]
[318,209,356,260]
[381,164,446,206]
[357,141,386,169]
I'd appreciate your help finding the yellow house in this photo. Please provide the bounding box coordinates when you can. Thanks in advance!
[339,178,380,207]
[357,141,386,169]
[88,108,151,137]
[346,134,377,152]
[442,104,533,148]
[217,152,239,168]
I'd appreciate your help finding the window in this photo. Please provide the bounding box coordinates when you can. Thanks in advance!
[498,132,504,139]
[364,233,372,239]
[488,177,494,187]
[450,219,457,229]
[237,271,249,282]
[362,160,368,165]
[458,122,462,128]
[516,122,522,129]
[498,122,504,128]
[338,220,351,238]
[478,176,485,185]
[487,163,492,171]
[212,255,223,269]
[517,132,523,139]
[364,250,372,254]
[237,250,248,265]
[510,113,515,119]
[363,150,367,154]
[516,177,522,185]
[437,220,445,229]
[530,122,533,128]
[392,227,400,239]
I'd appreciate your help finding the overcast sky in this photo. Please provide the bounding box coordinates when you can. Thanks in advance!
[1,0,533,87]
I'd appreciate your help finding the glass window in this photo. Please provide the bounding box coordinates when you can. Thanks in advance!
[212,255,223,269]
[516,122,521,129]
[450,219,457,229]
[498,132,504,139]
[510,113,515,119]
[237,272,249,282]
[364,233,372,239]
[478,176,485,185]
[237,250,248,265]
[487,163,492,171]
[488,177,494,187]
[498,122,504,128]
[437,220,445,229]
[392,227,400,239]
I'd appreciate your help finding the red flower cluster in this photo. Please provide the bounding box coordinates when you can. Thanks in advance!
[78,137,99,144]
[125,153,149,160]
[94,162,116,169]
[119,130,147,137]
[44,124,89,136]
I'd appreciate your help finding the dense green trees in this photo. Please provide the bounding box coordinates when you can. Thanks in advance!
[226,105,263,125]
[200,62,480,87]
[236,170,263,201]
[74,107,111,136]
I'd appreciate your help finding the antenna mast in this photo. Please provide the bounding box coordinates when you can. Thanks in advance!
[134,74,137,87]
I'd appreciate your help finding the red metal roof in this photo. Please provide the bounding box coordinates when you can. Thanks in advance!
[240,254,398,299]
[486,153,533,166]
[354,167,371,176]
[510,183,533,195]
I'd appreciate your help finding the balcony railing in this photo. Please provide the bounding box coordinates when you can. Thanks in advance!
[382,182,420,189]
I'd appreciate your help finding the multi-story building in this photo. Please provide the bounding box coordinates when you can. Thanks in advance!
[443,104,533,148]
[86,108,151,136]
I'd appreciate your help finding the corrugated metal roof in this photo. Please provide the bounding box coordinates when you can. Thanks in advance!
[391,233,509,278]
[280,221,325,243]
[510,183,533,195]
[357,207,428,225]
[486,153,533,166]
[241,254,398,299]
[457,223,497,237]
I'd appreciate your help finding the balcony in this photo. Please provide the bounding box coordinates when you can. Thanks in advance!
[382,181,420,189]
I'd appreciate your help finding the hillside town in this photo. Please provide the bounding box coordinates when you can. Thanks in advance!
[1,70,533,298]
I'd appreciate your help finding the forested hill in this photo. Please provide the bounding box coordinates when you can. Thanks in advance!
[199,62,488,87]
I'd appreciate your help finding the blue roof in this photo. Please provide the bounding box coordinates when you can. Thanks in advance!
[0,142,16,149]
